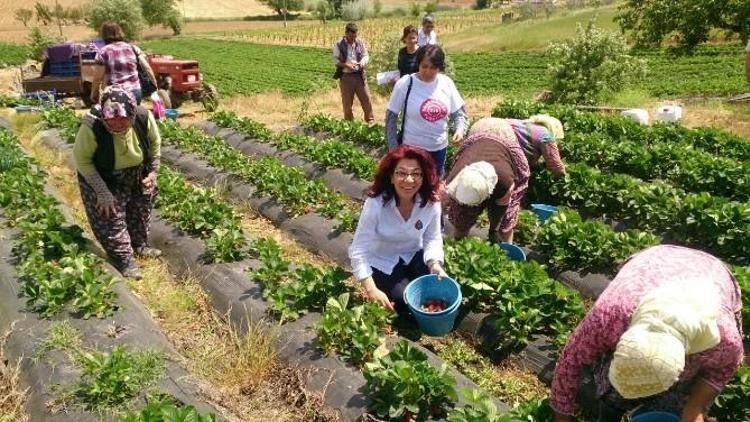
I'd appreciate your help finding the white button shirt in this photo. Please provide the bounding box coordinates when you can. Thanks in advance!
[349,195,444,280]
[417,29,438,47]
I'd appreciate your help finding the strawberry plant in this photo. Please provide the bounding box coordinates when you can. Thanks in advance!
[0,129,117,318]
[210,111,377,180]
[535,208,659,274]
[156,166,247,263]
[447,389,501,422]
[67,345,165,410]
[364,341,457,421]
[159,120,359,232]
[40,106,79,143]
[250,237,351,322]
[445,237,585,349]
[710,366,750,421]
[316,293,393,366]
[301,114,385,151]
[732,265,750,342]
[122,393,216,422]
[265,263,351,322]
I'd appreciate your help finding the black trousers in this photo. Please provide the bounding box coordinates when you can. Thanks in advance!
[371,250,429,314]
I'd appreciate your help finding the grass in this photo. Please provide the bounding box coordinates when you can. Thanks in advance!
[0,325,29,422]
[34,321,82,360]
[442,4,621,52]
[0,42,27,66]
[427,336,548,409]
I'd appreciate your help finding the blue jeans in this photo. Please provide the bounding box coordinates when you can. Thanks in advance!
[428,147,448,178]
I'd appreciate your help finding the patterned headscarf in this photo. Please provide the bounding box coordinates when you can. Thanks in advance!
[608,281,721,399]
[82,86,137,129]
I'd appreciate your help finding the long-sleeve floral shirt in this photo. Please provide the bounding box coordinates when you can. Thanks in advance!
[551,245,744,415]
[505,118,566,176]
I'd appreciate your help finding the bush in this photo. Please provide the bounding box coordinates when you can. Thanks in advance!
[546,20,647,104]
[27,27,62,61]
[86,0,145,41]
[141,0,183,35]
[341,0,371,20]
[366,31,401,95]
[410,2,422,17]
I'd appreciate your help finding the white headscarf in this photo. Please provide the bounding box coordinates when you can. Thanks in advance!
[608,281,721,399]
[445,161,497,206]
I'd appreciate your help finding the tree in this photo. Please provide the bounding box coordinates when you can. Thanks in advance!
[546,20,647,104]
[14,8,33,27]
[314,0,335,23]
[87,0,145,41]
[259,0,304,16]
[34,2,53,26]
[140,0,183,35]
[617,0,750,52]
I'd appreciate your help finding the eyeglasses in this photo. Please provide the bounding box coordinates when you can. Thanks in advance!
[393,170,423,180]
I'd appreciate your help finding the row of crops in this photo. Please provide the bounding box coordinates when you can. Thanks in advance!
[141,39,747,98]
[218,9,505,49]
[0,127,217,419]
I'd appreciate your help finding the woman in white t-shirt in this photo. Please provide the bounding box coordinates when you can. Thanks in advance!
[385,45,468,177]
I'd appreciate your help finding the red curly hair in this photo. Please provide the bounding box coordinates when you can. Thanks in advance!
[369,145,441,207]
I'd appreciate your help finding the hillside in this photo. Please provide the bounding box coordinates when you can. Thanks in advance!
[0,0,272,28]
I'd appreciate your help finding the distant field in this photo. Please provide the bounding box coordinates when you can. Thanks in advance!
[0,42,27,66]
[442,5,621,52]
[142,39,335,96]
[143,38,747,99]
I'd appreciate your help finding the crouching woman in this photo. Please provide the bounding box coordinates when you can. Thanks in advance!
[349,145,447,313]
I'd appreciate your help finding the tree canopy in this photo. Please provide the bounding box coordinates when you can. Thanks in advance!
[617,0,750,51]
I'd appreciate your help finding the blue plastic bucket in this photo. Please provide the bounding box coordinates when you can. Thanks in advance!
[631,411,680,422]
[499,242,526,261]
[404,274,462,336]
[531,203,558,223]
[165,109,178,120]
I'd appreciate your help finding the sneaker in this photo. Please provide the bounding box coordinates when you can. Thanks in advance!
[135,247,162,258]
[121,265,143,280]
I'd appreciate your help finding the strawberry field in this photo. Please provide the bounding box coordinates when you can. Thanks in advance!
[142,39,747,98]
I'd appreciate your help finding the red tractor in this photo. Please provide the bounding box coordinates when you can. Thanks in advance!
[22,43,218,110]
[148,54,218,110]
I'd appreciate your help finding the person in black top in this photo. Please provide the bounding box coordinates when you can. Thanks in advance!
[398,25,419,77]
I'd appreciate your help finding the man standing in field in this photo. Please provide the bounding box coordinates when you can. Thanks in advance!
[333,23,374,123]
[745,36,750,86]
[418,14,438,47]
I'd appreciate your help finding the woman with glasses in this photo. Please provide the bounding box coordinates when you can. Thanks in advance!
[349,145,447,313]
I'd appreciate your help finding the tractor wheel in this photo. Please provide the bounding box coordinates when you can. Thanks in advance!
[169,89,185,109]
[156,89,171,109]
[201,83,219,112]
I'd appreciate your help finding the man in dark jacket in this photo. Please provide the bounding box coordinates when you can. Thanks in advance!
[333,22,374,123]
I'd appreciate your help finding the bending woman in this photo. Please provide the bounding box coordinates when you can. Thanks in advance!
[349,145,447,313]
[471,114,566,176]
[552,245,744,422]
[74,86,162,280]
[444,117,529,244]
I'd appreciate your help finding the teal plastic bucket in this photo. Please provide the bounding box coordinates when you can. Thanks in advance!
[404,275,462,336]
[631,412,679,422]
[531,203,558,223]
[499,242,526,261]
[165,109,178,120]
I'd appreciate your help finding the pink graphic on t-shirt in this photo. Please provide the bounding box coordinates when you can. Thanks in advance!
[420,99,448,122]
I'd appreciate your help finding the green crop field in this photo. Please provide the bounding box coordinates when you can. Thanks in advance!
[0,42,27,66]
[144,38,746,99]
